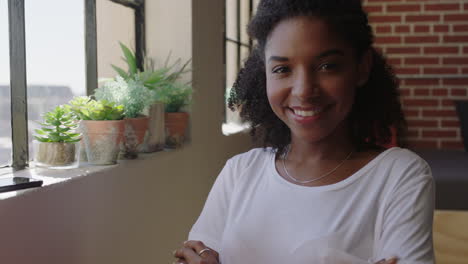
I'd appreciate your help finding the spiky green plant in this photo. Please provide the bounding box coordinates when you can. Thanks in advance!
[152,82,193,113]
[112,42,192,90]
[34,105,81,143]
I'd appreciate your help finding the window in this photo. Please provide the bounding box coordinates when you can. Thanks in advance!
[2,0,145,171]
[25,0,87,160]
[223,0,258,135]
[0,0,12,167]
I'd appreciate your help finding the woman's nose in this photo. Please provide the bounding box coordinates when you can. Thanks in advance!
[291,69,320,100]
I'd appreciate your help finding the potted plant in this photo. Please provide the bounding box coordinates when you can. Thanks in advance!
[66,96,94,162]
[74,99,125,165]
[33,105,81,169]
[139,54,191,151]
[96,43,157,158]
[95,75,152,158]
[152,81,193,148]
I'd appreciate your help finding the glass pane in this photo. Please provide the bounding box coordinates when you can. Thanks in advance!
[224,0,254,131]
[0,0,12,166]
[25,0,86,158]
[97,0,135,79]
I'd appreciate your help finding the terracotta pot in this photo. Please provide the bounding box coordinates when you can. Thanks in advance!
[81,120,125,165]
[165,112,189,148]
[123,116,149,158]
[142,103,165,152]
[78,123,87,163]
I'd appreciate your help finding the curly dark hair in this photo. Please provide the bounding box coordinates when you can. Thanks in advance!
[228,0,407,155]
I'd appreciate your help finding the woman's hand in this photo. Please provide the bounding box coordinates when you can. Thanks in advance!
[375,257,398,264]
[173,240,220,264]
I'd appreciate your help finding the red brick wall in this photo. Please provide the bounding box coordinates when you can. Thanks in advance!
[363,0,468,150]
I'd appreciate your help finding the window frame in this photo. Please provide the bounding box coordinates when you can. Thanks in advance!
[6,0,146,171]
[223,0,254,130]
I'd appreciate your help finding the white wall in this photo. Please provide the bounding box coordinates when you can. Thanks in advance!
[97,0,135,79]
[0,1,252,263]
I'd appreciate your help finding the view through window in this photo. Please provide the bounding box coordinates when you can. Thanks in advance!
[24,0,87,159]
[224,0,258,135]
[0,0,12,166]
[2,0,142,170]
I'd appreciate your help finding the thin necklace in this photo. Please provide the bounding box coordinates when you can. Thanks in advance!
[281,145,354,185]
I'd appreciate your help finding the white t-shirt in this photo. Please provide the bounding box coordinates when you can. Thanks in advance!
[189,147,434,264]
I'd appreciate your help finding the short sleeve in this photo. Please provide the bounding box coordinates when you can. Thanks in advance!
[374,159,435,264]
[188,159,236,252]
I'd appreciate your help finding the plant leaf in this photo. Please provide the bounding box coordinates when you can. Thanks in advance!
[34,136,50,142]
[119,42,137,75]
[111,64,129,79]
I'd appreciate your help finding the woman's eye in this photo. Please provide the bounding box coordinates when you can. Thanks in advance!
[318,63,338,72]
[272,66,290,74]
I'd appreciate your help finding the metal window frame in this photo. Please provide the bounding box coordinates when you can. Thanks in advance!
[7,0,145,171]
[9,0,29,170]
[86,0,146,94]
[224,0,254,123]
[225,0,253,73]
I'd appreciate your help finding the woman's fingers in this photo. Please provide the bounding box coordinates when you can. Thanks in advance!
[173,258,186,264]
[183,240,219,260]
[375,257,398,264]
[184,240,208,256]
[174,246,200,262]
[173,258,187,264]
[173,240,220,264]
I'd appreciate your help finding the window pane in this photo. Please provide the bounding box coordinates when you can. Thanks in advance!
[224,0,255,133]
[0,0,12,166]
[97,0,135,79]
[25,0,86,157]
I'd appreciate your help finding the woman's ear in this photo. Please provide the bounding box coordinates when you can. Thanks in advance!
[357,49,373,87]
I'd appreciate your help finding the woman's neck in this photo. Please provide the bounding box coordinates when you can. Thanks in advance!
[288,125,355,164]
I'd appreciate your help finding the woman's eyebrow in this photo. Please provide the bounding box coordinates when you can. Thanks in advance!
[268,49,345,63]
[315,49,345,60]
[268,56,289,62]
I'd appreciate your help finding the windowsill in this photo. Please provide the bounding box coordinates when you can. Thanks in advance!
[0,149,175,200]
[222,122,250,136]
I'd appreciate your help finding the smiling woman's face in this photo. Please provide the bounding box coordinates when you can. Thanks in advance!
[265,16,370,145]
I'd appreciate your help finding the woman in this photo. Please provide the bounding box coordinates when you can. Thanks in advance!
[174,0,434,263]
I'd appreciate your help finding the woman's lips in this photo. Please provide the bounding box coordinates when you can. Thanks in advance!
[288,106,327,125]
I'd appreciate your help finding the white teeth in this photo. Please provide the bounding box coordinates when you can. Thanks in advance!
[293,108,322,117]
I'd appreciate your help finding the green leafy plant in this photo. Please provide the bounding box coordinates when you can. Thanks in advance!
[107,42,193,114]
[112,42,191,90]
[79,99,125,121]
[65,96,125,121]
[66,96,92,119]
[34,105,81,143]
[152,82,193,112]
[95,76,151,118]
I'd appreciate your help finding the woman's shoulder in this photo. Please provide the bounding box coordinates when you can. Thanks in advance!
[379,147,430,171]
[374,147,433,189]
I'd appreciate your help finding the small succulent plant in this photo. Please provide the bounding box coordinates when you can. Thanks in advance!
[79,99,125,121]
[65,96,125,121]
[34,105,81,143]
